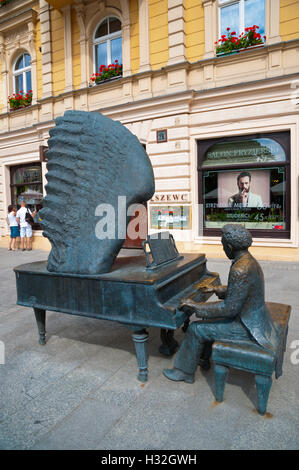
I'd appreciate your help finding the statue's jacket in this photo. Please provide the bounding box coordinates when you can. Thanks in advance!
[197,252,279,353]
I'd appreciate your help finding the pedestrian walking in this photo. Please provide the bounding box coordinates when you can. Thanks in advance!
[16,200,36,251]
[7,204,20,251]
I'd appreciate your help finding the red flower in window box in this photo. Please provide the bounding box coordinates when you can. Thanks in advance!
[8,91,32,110]
[90,60,122,84]
[216,25,265,55]
[0,0,12,7]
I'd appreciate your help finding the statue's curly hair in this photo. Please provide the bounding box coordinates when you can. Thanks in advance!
[221,224,252,250]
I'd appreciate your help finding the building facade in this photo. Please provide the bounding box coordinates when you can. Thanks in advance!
[0,0,299,258]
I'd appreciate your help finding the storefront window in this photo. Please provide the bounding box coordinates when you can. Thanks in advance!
[198,132,290,238]
[10,163,43,230]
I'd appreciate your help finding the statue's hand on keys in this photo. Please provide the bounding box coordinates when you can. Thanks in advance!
[179,298,197,313]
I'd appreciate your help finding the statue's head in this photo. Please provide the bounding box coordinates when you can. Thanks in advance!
[221,224,252,259]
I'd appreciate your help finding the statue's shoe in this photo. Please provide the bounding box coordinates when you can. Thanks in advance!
[198,359,211,371]
[163,368,194,384]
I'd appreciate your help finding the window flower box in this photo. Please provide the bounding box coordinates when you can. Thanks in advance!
[95,75,122,85]
[216,50,239,57]
[0,0,12,7]
[215,25,266,57]
[8,91,32,111]
[238,44,265,53]
[216,44,264,57]
[90,60,122,85]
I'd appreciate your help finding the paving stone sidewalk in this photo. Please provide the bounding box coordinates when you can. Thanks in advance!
[0,247,298,450]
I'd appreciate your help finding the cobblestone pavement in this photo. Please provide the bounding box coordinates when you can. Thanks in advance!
[0,247,298,450]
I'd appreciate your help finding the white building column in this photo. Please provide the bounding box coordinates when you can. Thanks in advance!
[266,0,281,45]
[28,18,38,105]
[62,5,73,92]
[138,0,151,73]
[0,34,8,113]
[120,0,132,77]
[202,0,217,59]
[74,4,89,88]
[122,22,132,77]
[39,0,53,98]
[167,0,186,66]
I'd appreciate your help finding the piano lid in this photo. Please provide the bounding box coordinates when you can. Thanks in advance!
[14,253,207,286]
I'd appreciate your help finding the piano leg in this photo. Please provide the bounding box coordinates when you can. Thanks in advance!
[34,308,46,345]
[132,329,149,382]
[159,329,179,356]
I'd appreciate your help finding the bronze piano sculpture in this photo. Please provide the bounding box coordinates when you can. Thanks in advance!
[14,243,220,382]
[14,110,220,382]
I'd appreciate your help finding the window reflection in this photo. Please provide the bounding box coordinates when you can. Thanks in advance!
[111,37,122,64]
[93,16,122,71]
[203,138,286,168]
[219,0,265,39]
[95,18,108,38]
[245,0,265,36]
[14,53,32,94]
[95,43,107,70]
[198,132,289,237]
[10,164,43,230]
[221,3,240,36]
[203,167,286,231]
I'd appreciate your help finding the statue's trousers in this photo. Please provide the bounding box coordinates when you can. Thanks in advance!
[174,319,252,375]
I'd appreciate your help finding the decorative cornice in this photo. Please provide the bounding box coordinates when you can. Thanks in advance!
[0,8,37,33]
[0,0,37,20]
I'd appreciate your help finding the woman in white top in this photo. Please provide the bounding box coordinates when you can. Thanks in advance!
[7,204,20,251]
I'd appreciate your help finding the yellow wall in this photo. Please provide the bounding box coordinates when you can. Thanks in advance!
[1,0,299,107]
[280,0,299,41]
[185,0,205,63]
[51,8,65,95]
[130,0,140,74]
[71,8,81,89]
[35,18,43,100]
[149,0,168,70]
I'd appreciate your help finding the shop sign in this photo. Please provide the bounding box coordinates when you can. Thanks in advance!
[203,139,286,167]
[150,205,191,230]
[150,193,190,204]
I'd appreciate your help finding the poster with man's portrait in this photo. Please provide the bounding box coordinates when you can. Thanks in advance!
[218,170,270,208]
[203,168,285,230]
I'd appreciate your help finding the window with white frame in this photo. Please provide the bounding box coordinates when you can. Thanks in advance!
[94,16,122,71]
[218,0,265,37]
[13,53,32,94]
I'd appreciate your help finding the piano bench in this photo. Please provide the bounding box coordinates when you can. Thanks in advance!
[211,302,291,415]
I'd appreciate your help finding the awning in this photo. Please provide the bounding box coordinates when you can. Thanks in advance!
[20,189,43,204]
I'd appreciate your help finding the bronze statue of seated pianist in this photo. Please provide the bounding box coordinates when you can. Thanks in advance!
[163,223,280,384]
